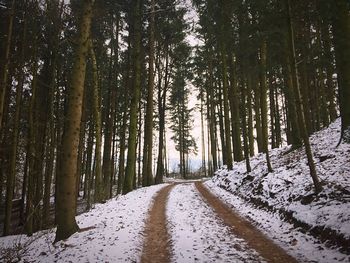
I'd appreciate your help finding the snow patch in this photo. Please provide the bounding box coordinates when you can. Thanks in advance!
[0,184,167,262]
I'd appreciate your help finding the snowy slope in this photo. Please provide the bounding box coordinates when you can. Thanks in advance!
[207,118,350,253]
[206,181,349,262]
[0,184,166,262]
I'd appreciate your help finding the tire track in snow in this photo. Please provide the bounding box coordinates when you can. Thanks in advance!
[195,181,298,263]
[167,183,264,263]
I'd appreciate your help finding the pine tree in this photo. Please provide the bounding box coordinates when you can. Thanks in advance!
[169,43,197,178]
[123,0,142,194]
[330,0,350,142]
[142,0,155,186]
[55,0,94,242]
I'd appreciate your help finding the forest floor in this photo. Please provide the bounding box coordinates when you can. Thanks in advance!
[0,119,349,262]
[0,180,348,262]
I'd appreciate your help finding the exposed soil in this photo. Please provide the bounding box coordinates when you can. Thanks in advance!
[141,184,175,263]
[195,181,299,263]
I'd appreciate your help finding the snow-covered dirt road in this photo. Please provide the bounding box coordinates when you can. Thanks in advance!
[140,181,297,263]
[1,181,348,262]
[166,183,266,263]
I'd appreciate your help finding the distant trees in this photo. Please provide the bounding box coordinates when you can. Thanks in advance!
[169,42,198,179]
[192,0,347,193]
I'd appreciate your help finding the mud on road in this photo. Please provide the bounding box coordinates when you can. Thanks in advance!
[141,182,298,263]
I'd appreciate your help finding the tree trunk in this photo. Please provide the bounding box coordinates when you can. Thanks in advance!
[207,55,218,171]
[253,74,263,153]
[42,0,61,229]
[155,47,169,184]
[275,87,282,147]
[136,102,142,188]
[320,17,337,121]
[200,93,206,176]
[89,39,103,203]
[142,0,155,186]
[286,0,322,193]
[283,62,302,148]
[217,84,226,166]
[219,45,233,169]
[269,75,276,149]
[117,111,127,194]
[259,40,273,172]
[241,80,251,172]
[124,0,142,194]
[84,120,94,209]
[247,74,255,156]
[331,0,350,142]
[43,61,57,229]
[3,3,25,235]
[228,55,243,162]
[76,90,87,200]
[55,0,94,242]
[102,13,119,200]
[0,0,15,131]
[25,43,39,236]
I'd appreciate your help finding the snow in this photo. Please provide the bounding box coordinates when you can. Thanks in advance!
[0,184,167,262]
[205,180,349,263]
[167,183,265,263]
[0,119,348,262]
[206,118,350,262]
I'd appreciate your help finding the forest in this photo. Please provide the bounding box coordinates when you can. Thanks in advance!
[0,0,349,262]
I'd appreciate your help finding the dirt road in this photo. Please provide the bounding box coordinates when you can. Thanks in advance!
[141,182,298,263]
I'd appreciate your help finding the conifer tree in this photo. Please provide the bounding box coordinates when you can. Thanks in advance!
[55,0,94,242]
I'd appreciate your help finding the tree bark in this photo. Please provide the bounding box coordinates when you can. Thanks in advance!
[117,111,127,194]
[253,73,263,153]
[259,40,273,172]
[84,120,94,209]
[241,80,251,173]
[3,2,26,235]
[228,55,243,162]
[102,13,119,199]
[142,0,155,186]
[286,0,322,193]
[219,43,233,169]
[217,83,226,166]
[124,0,142,194]
[155,47,169,184]
[331,0,350,142]
[55,0,94,242]
[200,92,207,176]
[247,74,255,156]
[0,0,15,131]
[25,42,39,236]
[89,39,103,203]
[320,17,337,121]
